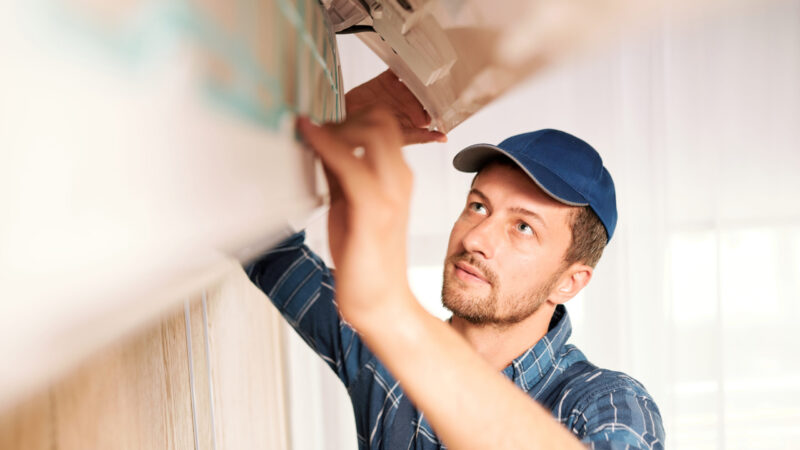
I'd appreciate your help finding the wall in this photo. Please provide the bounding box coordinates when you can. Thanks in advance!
[0,268,290,450]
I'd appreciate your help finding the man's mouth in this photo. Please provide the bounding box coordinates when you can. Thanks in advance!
[454,261,490,285]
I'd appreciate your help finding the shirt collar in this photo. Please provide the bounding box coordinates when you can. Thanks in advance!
[501,304,572,392]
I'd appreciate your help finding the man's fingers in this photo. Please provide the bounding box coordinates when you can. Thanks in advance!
[345,68,433,131]
[389,79,430,128]
[334,110,402,148]
[325,108,408,180]
[298,108,416,210]
[402,128,448,145]
[376,69,430,128]
[297,117,371,199]
[321,159,344,203]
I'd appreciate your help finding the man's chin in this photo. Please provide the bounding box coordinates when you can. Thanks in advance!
[443,290,545,327]
[441,290,493,323]
[449,310,493,325]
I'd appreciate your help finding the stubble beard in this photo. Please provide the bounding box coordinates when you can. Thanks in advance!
[441,252,562,327]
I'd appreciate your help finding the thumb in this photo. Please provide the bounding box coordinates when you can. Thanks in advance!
[402,127,448,145]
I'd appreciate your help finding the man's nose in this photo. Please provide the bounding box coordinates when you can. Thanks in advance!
[461,218,499,260]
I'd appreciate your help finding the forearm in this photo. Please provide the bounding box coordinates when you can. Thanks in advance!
[351,293,586,450]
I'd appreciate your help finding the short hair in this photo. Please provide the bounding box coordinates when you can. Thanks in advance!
[564,206,607,268]
[472,157,608,267]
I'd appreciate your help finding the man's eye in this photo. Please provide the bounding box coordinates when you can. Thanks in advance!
[468,202,487,215]
[516,222,534,235]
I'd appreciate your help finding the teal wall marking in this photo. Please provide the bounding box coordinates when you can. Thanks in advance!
[44,0,342,129]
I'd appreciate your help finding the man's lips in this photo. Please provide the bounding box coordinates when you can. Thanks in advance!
[454,261,490,284]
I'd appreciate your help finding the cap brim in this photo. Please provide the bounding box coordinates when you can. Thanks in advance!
[453,144,589,207]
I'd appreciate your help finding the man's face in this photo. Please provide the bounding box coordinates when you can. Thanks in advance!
[442,162,576,325]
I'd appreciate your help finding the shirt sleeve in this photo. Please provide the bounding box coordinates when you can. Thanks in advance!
[577,387,665,450]
[244,231,373,388]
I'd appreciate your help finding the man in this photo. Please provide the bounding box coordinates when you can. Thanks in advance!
[247,72,664,449]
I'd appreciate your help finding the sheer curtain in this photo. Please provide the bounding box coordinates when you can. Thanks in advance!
[284,2,800,448]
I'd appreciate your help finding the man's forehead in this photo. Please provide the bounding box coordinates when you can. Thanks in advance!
[470,163,577,227]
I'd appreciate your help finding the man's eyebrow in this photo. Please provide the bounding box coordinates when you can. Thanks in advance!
[509,206,547,229]
[468,188,490,205]
[468,188,548,229]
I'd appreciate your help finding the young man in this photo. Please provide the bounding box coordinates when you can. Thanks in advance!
[247,74,664,449]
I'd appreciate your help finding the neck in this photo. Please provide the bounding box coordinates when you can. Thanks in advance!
[449,303,556,371]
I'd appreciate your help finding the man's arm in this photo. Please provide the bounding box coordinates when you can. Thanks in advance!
[297,109,586,449]
[245,232,371,387]
[357,290,586,449]
[246,69,443,385]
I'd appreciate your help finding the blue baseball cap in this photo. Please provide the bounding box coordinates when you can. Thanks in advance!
[452,129,617,241]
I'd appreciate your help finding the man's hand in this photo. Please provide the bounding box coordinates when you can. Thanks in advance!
[297,108,415,327]
[345,69,447,145]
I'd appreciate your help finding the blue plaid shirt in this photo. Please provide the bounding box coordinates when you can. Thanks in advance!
[246,231,665,449]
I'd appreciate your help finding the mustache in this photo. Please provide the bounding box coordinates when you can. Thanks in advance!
[447,252,498,285]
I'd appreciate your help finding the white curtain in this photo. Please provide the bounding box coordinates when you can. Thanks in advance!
[285,2,800,448]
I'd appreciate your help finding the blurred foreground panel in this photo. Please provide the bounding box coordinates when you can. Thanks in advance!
[0,270,290,450]
[0,0,342,412]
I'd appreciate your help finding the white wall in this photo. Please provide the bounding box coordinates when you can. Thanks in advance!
[285,2,800,447]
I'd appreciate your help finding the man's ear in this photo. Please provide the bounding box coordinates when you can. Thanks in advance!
[548,263,593,305]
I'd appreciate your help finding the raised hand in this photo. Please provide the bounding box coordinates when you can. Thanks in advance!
[345,69,447,145]
[297,107,415,326]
